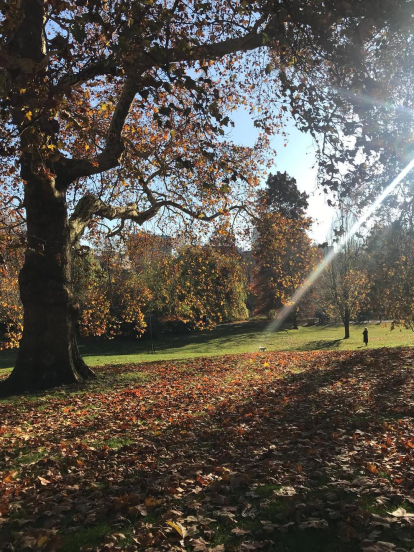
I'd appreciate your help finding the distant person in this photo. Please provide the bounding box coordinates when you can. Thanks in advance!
[363,327,368,346]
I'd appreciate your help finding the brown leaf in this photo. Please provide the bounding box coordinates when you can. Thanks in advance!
[366,463,379,474]
[38,476,51,485]
[231,528,251,536]
[144,496,164,508]
[387,507,414,518]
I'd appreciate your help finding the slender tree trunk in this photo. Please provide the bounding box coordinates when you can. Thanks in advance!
[343,307,350,339]
[0,176,95,395]
[292,309,298,330]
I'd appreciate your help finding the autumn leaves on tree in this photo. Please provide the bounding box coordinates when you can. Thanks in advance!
[1,0,414,392]
[251,172,316,324]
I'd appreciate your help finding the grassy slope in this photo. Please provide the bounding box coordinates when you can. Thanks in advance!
[0,320,412,376]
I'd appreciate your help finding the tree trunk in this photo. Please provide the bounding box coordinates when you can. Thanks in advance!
[0,177,95,395]
[343,307,350,339]
[292,309,298,330]
[0,0,96,396]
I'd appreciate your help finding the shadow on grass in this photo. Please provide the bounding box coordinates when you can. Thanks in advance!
[1,347,414,550]
[0,350,16,371]
[78,320,274,358]
[297,338,342,351]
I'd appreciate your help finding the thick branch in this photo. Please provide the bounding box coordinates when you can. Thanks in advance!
[54,13,275,91]
[69,193,248,242]
[69,194,161,242]
[58,77,139,186]
[168,15,276,64]
[53,59,119,93]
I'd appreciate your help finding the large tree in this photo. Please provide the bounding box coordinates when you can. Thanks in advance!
[252,172,314,320]
[0,0,412,393]
[260,171,309,220]
[147,242,248,328]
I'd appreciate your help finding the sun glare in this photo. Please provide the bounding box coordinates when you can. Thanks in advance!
[265,155,414,333]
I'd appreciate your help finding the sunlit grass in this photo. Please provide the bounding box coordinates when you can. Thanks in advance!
[0,320,412,375]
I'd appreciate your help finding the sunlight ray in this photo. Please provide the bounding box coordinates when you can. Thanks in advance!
[264,155,414,334]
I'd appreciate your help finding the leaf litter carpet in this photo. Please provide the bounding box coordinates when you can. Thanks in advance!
[1,348,414,551]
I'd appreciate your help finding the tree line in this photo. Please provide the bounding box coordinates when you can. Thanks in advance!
[2,171,414,349]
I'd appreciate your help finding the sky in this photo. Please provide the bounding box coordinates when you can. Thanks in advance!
[229,109,335,244]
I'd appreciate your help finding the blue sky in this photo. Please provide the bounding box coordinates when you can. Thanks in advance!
[229,109,334,244]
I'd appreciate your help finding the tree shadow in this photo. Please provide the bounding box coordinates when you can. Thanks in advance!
[297,338,342,351]
[78,320,278,358]
[1,347,414,550]
[0,350,16,371]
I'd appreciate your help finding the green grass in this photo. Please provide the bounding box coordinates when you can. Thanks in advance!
[254,484,283,498]
[0,320,412,375]
[61,523,113,552]
[94,436,134,449]
[12,449,48,467]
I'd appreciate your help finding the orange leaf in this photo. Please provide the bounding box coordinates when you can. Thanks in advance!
[366,462,379,474]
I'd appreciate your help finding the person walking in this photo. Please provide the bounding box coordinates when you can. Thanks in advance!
[363,327,368,346]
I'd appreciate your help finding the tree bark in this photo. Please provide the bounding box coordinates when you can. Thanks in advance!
[343,307,350,339]
[0,175,95,395]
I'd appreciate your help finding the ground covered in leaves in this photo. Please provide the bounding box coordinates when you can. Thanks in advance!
[1,348,414,551]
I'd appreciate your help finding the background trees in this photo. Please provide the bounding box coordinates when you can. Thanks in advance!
[151,243,248,330]
[0,235,23,349]
[252,172,316,323]
[73,244,151,338]
[315,208,370,339]
[64,232,249,341]
[318,251,370,339]
[364,221,414,328]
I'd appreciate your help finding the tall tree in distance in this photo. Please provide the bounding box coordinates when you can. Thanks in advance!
[318,211,370,339]
[260,172,309,220]
[1,0,413,393]
[365,220,414,327]
[252,172,315,323]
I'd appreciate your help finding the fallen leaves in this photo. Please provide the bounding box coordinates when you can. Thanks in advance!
[387,507,414,518]
[1,347,414,550]
[367,463,380,475]
[166,520,187,538]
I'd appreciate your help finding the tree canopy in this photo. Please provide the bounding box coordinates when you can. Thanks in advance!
[260,172,309,220]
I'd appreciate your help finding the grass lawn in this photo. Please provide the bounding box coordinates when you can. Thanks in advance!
[0,320,412,377]
[1,347,414,551]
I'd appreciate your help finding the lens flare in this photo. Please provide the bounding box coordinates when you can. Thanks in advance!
[264,155,414,334]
